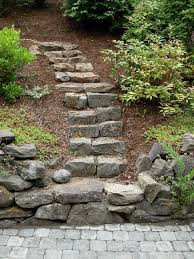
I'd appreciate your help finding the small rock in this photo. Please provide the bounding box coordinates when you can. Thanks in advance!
[138,172,161,203]
[3,144,37,158]
[0,207,33,220]
[53,169,71,184]
[75,63,93,72]
[53,63,74,72]
[104,183,144,205]
[0,129,15,144]
[181,133,194,152]
[99,121,123,137]
[55,72,70,82]
[0,186,14,208]
[149,143,167,161]
[0,175,33,191]
[108,204,136,214]
[64,93,87,110]
[136,154,152,173]
[35,203,71,221]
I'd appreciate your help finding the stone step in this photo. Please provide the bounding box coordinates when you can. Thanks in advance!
[45,50,81,59]
[69,121,123,138]
[53,63,93,73]
[64,93,87,110]
[96,106,122,123]
[70,137,125,156]
[62,50,82,58]
[56,83,84,93]
[84,83,115,93]
[39,41,78,51]
[87,93,117,108]
[49,56,87,64]
[56,72,100,83]
[64,156,126,178]
[75,63,94,72]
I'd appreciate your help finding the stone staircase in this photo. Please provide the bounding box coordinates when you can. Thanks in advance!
[40,41,127,179]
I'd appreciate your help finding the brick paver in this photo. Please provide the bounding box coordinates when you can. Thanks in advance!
[0,222,193,258]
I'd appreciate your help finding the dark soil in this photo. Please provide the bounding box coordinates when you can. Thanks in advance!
[0,0,164,182]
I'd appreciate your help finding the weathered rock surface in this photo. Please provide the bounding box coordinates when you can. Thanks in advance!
[149,158,173,177]
[66,72,100,83]
[136,154,152,173]
[35,203,71,221]
[54,179,103,204]
[181,133,194,152]
[39,41,78,51]
[84,83,115,93]
[70,125,99,138]
[138,173,161,203]
[149,143,167,161]
[49,57,69,64]
[70,138,92,156]
[92,138,125,155]
[75,63,93,72]
[0,207,33,220]
[64,93,87,109]
[68,110,96,125]
[3,144,37,158]
[14,160,45,180]
[87,93,117,108]
[99,121,123,137]
[0,129,15,144]
[56,83,83,92]
[108,204,136,214]
[96,106,121,123]
[53,169,71,184]
[0,175,33,191]
[64,156,96,177]
[130,210,171,223]
[0,186,14,208]
[63,50,82,58]
[158,184,171,199]
[15,190,53,208]
[67,202,124,225]
[104,183,144,205]
[97,157,127,178]
[55,72,70,82]
[68,56,87,64]
[44,50,63,58]
[53,63,74,72]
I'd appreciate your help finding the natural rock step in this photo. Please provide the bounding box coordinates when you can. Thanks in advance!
[68,106,121,125]
[70,137,125,156]
[54,63,93,73]
[56,82,116,93]
[44,50,81,59]
[49,56,87,64]
[69,121,123,138]
[64,156,126,177]
[87,93,117,108]
[39,41,78,51]
[64,93,87,110]
[56,72,100,83]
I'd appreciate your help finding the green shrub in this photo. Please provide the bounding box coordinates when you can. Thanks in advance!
[0,82,24,102]
[104,37,194,115]
[62,0,134,30]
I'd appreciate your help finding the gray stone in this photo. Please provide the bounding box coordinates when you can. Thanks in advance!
[104,183,144,205]
[158,184,171,199]
[84,83,115,93]
[68,55,87,64]
[54,179,103,204]
[70,138,92,156]
[0,207,33,219]
[87,93,117,108]
[75,63,93,72]
[49,57,69,64]
[53,63,74,72]
[181,133,194,152]
[55,72,70,82]
[108,204,135,214]
[15,190,53,208]
[67,202,123,225]
[40,41,78,51]
[14,160,45,180]
[136,154,152,173]
[56,82,83,92]
[180,155,194,176]
[68,110,96,125]
[63,50,82,58]
[44,50,63,58]
[0,129,15,144]
[64,93,87,109]
[92,138,125,155]
[149,143,167,161]
[97,156,127,178]
[53,169,71,183]
[0,186,14,208]
[46,156,63,169]
[0,175,33,191]
[35,203,71,221]
[70,125,99,138]
[64,157,96,177]
[3,144,37,158]
[138,172,161,203]
[96,106,121,123]
[66,72,100,83]
[99,121,123,137]
[130,210,171,223]
[149,158,174,177]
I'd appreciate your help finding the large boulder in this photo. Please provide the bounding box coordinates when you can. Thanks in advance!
[52,169,71,184]
[0,186,14,208]
[0,207,33,220]
[0,175,33,191]
[3,144,37,158]
[35,203,71,221]
[104,183,144,205]
[0,129,15,144]
[181,133,194,153]
[15,190,53,208]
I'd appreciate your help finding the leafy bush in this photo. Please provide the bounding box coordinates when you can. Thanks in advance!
[0,82,24,102]
[62,0,134,30]
[104,37,194,115]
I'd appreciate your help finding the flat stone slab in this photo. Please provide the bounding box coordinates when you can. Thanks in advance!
[68,110,96,125]
[99,121,123,137]
[64,93,87,109]
[92,137,125,155]
[54,179,103,204]
[84,82,115,92]
[70,138,92,156]
[39,41,78,51]
[87,93,117,108]
[53,63,74,72]
[97,156,127,178]
[75,63,93,72]
[0,175,33,192]
[55,72,70,82]
[64,156,96,177]
[0,186,14,208]
[108,204,136,214]
[63,50,82,58]
[44,50,63,58]
[68,56,87,64]
[65,72,100,83]
[49,57,69,64]
[70,125,99,138]
[0,129,15,144]
[96,106,121,123]
[104,183,144,205]
[0,207,33,219]
[3,144,37,159]
[56,82,83,92]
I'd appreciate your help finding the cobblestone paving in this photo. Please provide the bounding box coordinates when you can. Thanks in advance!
[0,222,193,259]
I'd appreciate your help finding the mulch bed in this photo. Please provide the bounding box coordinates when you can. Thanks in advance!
[0,0,165,182]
